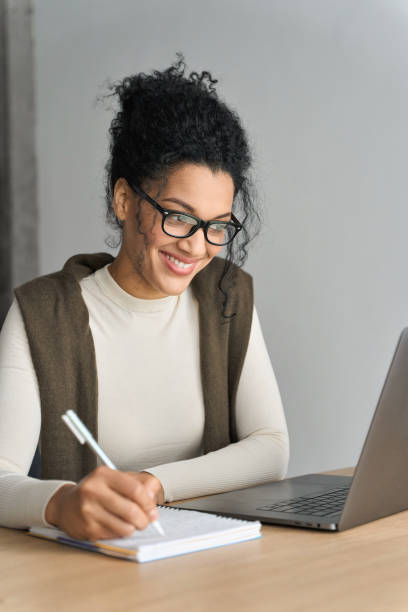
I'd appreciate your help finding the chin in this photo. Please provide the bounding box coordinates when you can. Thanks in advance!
[157,278,192,296]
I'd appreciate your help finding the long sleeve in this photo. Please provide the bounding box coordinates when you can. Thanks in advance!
[146,307,290,502]
[0,301,74,528]
[0,271,289,524]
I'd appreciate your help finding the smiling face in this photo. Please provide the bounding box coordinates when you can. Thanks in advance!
[110,163,235,299]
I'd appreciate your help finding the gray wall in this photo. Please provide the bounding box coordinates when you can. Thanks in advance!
[32,0,408,477]
[1,0,38,325]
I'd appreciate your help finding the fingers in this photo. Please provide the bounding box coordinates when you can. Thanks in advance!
[79,467,158,529]
[88,482,157,531]
[66,503,136,541]
[58,467,163,541]
[97,467,158,517]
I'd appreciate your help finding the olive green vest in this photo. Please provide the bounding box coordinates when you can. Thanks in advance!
[14,253,253,481]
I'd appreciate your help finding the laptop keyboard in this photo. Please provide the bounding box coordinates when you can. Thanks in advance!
[256,486,350,517]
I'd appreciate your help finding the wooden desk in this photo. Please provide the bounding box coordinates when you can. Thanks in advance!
[1,468,408,612]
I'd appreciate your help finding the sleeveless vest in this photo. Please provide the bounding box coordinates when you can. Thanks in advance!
[14,253,253,481]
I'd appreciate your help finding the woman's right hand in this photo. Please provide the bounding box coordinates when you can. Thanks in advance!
[45,466,161,540]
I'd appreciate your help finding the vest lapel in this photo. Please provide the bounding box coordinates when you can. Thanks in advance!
[192,264,232,453]
[192,259,254,453]
[15,253,113,480]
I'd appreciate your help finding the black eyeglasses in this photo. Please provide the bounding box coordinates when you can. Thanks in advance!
[130,184,243,246]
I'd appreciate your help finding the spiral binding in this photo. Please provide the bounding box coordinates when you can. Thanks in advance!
[157,504,257,525]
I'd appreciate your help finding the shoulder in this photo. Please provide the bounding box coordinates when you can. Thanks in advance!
[0,299,26,341]
[191,257,253,321]
[13,255,114,340]
[192,256,253,295]
[14,252,114,306]
[14,271,73,316]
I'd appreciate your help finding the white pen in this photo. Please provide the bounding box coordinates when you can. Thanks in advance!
[61,409,165,536]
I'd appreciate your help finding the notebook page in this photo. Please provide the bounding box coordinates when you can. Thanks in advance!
[100,506,260,550]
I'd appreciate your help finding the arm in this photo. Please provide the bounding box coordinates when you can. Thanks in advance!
[0,300,161,537]
[0,300,73,528]
[145,307,290,502]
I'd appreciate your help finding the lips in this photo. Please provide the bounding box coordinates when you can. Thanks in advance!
[160,250,199,265]
[159,250,200,276]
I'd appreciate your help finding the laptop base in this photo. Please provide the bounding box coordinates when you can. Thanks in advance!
[173,473,352,531]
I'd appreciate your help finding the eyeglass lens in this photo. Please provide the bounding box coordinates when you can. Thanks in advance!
[164,213,236,245]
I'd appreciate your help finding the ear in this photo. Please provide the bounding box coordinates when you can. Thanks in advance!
[113,178,132,222]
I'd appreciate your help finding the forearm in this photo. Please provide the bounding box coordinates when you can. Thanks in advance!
[0,470,75,528]
[146,428,289,502]
[147,306,290,502]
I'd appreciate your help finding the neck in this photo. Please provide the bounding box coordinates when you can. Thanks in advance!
[108,252,167,300]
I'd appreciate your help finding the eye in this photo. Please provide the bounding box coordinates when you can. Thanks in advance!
[166,213,197,227]
[174,214,195,224]
[209,222,228,233]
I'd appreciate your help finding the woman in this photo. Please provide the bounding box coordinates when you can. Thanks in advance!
[0,58,289,540]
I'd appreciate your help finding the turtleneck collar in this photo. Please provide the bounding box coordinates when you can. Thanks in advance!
[92,264,179,313]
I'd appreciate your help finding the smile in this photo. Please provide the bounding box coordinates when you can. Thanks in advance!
[159,250,200,276]
[163,253,193,269]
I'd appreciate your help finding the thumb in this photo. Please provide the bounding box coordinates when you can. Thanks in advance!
[146,487,156,500]
[140,472,159,496]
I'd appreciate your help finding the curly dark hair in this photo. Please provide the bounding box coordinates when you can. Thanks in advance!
[105,55,260,315]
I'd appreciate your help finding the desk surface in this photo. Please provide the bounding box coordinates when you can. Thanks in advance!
[2,468,408,612]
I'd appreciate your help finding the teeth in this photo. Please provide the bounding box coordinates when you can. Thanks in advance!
[164,253,193,269]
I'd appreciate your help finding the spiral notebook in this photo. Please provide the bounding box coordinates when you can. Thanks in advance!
[29,506,261,563]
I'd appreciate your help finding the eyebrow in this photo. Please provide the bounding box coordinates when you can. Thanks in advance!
[162,197,231,220]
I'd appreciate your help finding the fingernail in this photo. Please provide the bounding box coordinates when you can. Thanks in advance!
[147,490,155,500]
[149,507,159,521]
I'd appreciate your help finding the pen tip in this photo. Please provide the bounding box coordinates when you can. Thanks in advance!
[153,520,165,536]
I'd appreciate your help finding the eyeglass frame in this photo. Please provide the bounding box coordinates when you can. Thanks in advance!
[129,183,243,246]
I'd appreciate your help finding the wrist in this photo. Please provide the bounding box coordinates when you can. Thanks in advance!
[45,483,75,526]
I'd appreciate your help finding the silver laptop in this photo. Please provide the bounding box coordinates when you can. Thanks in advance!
[173,328,408,531]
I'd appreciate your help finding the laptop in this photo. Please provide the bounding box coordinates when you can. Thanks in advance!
[173,328,408,531]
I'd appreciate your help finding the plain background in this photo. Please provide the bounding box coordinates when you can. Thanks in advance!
[32,0,408,477]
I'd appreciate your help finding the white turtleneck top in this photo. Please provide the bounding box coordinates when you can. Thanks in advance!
[0,264,289,528]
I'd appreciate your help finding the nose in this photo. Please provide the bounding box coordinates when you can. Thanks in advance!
[176,227,208,257]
